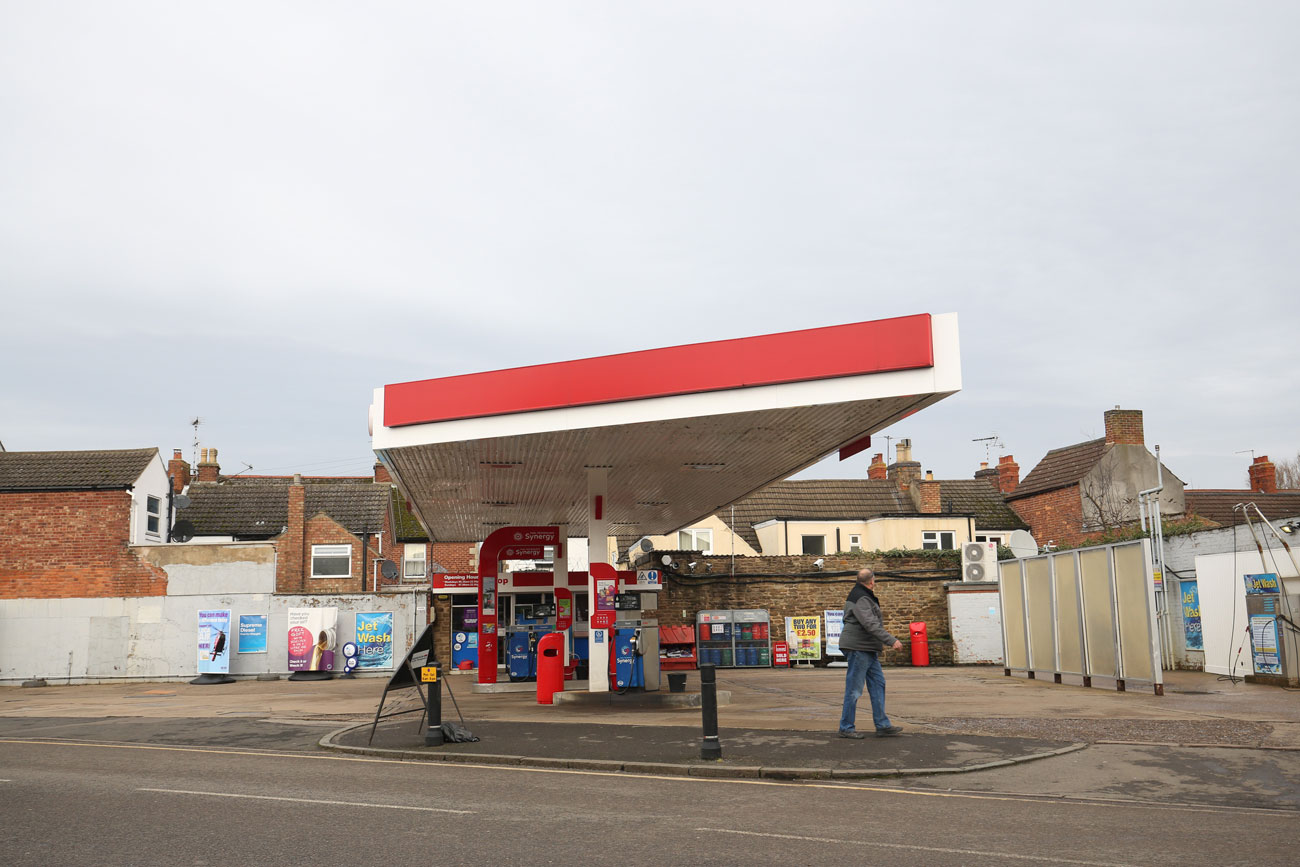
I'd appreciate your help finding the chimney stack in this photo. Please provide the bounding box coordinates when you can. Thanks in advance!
[1249,455,1277,494]
[196,447,221,483]
[887,440,921,493]
[1104,407,1144,445]
[168,449,191,494]
[916,476,941,514]
[373,462,391,484]
[867,453,887,480]
[975,460,1000,489]
[997,455,1019,494]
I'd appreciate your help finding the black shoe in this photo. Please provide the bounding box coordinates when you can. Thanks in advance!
[875,726,904,737]
[838,730,866,739]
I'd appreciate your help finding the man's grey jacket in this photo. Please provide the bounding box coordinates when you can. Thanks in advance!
[839,582,896,653]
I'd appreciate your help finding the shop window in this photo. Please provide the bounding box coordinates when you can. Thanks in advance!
[678,528,713,553]
[802,535,826,555]
[403,545,427,579]
[922,531,955,551]
[146,496,162,536]
[311,544,351,578]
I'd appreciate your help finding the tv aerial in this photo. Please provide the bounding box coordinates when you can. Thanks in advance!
[972,434,1004,462]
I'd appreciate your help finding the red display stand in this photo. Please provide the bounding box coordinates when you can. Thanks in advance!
[659,625,698,671]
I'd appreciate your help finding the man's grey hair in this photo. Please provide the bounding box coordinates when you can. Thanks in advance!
[857,568,874,583]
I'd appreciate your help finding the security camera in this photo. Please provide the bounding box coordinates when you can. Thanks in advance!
[688,561,698,571]
[813,558,824,569]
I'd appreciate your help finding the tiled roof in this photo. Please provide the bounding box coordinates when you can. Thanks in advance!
[937,479,1030,531]
[391,488,430,542]
[183,482,390,538]
[1009,438,1108,499]
[0,448,157,491]
[716,477,1024,550]
[1184,490,1300,528]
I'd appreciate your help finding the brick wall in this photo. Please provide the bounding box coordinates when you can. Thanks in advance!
[284,513,381,594]
[0,490,168,599]
[653,553,958,665]
[1009,486,1086,546]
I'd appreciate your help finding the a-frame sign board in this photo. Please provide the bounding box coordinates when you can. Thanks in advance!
[367,621,440,745]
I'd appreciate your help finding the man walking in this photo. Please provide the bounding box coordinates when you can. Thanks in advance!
[838,568,904,738]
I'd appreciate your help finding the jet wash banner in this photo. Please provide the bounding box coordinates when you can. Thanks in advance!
[354,612,394,670]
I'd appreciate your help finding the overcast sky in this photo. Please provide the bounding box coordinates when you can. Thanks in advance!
[2,2,1297,492]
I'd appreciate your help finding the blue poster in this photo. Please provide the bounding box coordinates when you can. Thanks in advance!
[197,609,232,674]
[355,612,394,670]
[238,614,268,654]
[1180,582,1202,651]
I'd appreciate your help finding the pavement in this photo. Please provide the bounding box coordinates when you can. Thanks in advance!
[3,665,1299,784]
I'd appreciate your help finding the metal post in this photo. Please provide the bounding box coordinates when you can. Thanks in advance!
[699,663,722,760]
[423,665,444,747]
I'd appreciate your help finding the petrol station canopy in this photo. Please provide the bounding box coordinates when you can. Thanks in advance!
[370,313,961,546]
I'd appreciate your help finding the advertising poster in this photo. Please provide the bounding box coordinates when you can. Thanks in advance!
[784,616,822,661]
[354,612,394,670]
[288,607,338,672]
[1249,615,1282,675]
[238,614,268,654]
[824,609,844,657]
[1243,573,1280,595]
[197,609,231,674]
[1180,582,1203,651]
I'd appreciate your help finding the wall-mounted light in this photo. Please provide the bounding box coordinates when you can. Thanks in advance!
[1281,521,1299,536]
[661,554,674,568]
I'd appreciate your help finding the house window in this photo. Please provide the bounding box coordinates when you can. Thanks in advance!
[678,528,713,554]
[312,544,352,578]
[974,534,1004,546]
[848,534,862,551]
[403,545,427,579]
[802,535,826,555]
[922,531,955,551]
[146,496,162,536]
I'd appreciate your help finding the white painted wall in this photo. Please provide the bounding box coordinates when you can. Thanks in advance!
[1192,549,1300,677]
[948,584,1004,664]
[0,541,425,683]
[128,451,172,545]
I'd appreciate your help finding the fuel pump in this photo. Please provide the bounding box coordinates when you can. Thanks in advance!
[611,577,662,690]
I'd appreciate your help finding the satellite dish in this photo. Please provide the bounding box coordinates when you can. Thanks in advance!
[380,559,399,580]
[170,520,195,543]
[1008,530,1038,559]
[174,494,191,509]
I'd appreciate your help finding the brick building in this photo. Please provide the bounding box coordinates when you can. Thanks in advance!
[179,449,392,594]
[0,448,172,599]
[1006,408,1185,547]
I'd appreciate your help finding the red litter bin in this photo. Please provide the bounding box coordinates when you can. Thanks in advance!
[909,621,929,666]
[536,632,566,704]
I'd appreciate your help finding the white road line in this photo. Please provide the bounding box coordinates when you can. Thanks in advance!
[697,828,1135,867]
[138,788,473,814]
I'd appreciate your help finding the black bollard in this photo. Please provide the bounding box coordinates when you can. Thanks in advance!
[699,663,722,760]
[423,664,444,747]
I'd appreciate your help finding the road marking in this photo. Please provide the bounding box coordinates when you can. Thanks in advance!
[697,828,1135,867]
[138,788,473,814]
[6,737,1296,818]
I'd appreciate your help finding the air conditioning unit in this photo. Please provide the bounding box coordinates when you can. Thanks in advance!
[961,541,998,582]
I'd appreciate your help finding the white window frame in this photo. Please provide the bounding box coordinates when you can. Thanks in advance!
[145,495,162,537]
[311,544,352,578]
[403,545,427,579]
[848,534,862,551]
[922,531,955,551]
[677,528,713,554]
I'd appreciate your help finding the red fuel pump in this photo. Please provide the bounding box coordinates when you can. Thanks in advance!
[909,621,929,666]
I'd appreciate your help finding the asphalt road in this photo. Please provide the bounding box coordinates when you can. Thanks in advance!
[2,733,1294,866]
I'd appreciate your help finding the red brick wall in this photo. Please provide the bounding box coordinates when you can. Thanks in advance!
[1009,486,1086,546]
[1103,409,1144,445]
[0,491,168,599]
[280,513,380,594]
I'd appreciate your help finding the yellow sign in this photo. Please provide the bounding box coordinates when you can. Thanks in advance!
[420,665,438,683]
[784,616,822,661]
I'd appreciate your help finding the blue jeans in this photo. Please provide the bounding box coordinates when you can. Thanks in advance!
[839,649,891,733]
